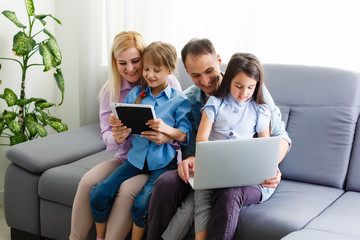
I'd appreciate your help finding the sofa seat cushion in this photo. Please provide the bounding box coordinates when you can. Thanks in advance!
[235,179,344,240]
[39,150,115,206]
[281,229,360,240]
[304,191,360,238]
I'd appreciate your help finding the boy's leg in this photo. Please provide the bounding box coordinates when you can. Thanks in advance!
[206,185,261,240]
[90,160,142,223]
[131,158,177,228]
[146,170,191,240]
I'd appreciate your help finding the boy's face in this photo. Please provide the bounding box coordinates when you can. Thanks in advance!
[184,53,222,95]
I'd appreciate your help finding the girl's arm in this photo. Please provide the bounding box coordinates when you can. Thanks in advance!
[196,109,213,143]
[257,125,270,138]
[146,119,187,143]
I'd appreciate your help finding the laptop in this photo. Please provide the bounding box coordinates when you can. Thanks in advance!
[188,137,282,190]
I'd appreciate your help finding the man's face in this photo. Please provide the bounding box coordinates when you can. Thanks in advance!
[184,53,222,95]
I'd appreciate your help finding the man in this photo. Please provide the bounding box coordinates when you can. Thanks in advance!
[146,38,291,240]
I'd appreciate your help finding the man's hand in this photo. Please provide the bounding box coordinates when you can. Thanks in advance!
[261,168,282,188]
[178,156,195,183]
[141,131,173,145]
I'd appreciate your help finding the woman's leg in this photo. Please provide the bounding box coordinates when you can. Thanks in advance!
[105,174,149,240]
[69,158,122,240]
[206,185,261,240]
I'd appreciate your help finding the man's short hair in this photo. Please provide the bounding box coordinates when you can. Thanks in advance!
[181,38,217,67]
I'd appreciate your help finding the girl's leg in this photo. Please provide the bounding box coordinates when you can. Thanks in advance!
[90,160,142,224]
[147,170,191,240]
[69,158,122,240]
[194,189,214,240]
[162,190,195,240]
[206,185,261,240]
[105,174,149,240]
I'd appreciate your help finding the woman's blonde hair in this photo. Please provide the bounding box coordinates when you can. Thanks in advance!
[98,31,147,103]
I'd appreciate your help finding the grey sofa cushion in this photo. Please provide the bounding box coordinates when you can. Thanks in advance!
[346,117,360,191]
[282,229,360,240]
[263,64,360,188]
[235,179,344,240]
[305,191,360,238]
[6,123,105,173]
[38,150,115,206]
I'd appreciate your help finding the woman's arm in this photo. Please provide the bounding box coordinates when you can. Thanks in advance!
[196,109,213,143]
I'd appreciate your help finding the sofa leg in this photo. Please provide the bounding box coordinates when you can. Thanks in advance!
[10,228,52,240]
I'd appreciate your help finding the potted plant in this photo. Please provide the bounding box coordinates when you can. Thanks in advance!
[0,0,68,146]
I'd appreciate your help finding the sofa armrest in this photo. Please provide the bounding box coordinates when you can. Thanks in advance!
[6,123,105,173]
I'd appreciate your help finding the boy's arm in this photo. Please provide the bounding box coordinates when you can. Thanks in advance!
[146,119,187,142]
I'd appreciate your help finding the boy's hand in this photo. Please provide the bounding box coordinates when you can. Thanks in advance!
[141,131,173,145]
[146,119,169,134]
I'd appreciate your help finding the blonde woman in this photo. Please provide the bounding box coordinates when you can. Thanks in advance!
[70,31,181,240]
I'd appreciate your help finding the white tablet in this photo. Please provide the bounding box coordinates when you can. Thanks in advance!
[110,103,157,135]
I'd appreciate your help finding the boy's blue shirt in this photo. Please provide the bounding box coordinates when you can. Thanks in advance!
[125,85,192,171]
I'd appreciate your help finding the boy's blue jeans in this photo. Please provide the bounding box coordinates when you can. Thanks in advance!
[90,157,177,227]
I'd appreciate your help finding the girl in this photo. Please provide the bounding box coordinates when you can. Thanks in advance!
[89,41,192,240]
[70,32,181,240]
[194,52,271,240]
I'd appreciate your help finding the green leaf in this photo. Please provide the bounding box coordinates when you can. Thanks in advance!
[39,43,52,71]
[10,132,27,145]
[26,121,38,137]
[30,97,46,103]
[0,121,5,135]
[25,113,37,125]
[54,68,64,106]
[27,121,47,137]
[35,14,62,25]
[35,101,56,109]
[48,121,68,132]
[36,109,48,124]
[2,10,26,29]
[47,116,61,122]
[25,0,35,16]
[8,120,22,134]
[47,37,62,65]
[12,31,36,56]
[3,111,17,122]
[18,98,33,106]
[4,88,18,106]
[43,29,54,38]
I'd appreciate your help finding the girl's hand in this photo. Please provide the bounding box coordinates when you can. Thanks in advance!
[261,168,281,188]
[112,125,131,144]
[140,131,173,145]
[109,113,122,127]
[146,119,169,134]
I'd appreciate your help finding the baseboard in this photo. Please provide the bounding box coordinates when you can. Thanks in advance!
[0,190,3,204]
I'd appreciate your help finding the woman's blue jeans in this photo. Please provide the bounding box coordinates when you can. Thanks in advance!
[90,157,177,227]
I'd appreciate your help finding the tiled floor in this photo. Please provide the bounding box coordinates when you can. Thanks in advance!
[0,203,10,240]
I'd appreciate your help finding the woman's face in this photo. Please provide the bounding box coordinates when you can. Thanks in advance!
[115,47,142,84]
[230,72,257,103]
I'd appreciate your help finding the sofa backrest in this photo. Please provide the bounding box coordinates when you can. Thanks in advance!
[346,115,360,192]
[263,64,360,189]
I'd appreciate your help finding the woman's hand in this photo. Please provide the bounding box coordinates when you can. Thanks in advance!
[112,125,131,144]
[178,156,195,183]
[140,131,173,145]
[109,113,122,127]
[261,168,282,188]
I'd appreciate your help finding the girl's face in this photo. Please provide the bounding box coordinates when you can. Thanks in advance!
[115,47,142,84]
[230,72,257,103]
[143,60,170,90]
